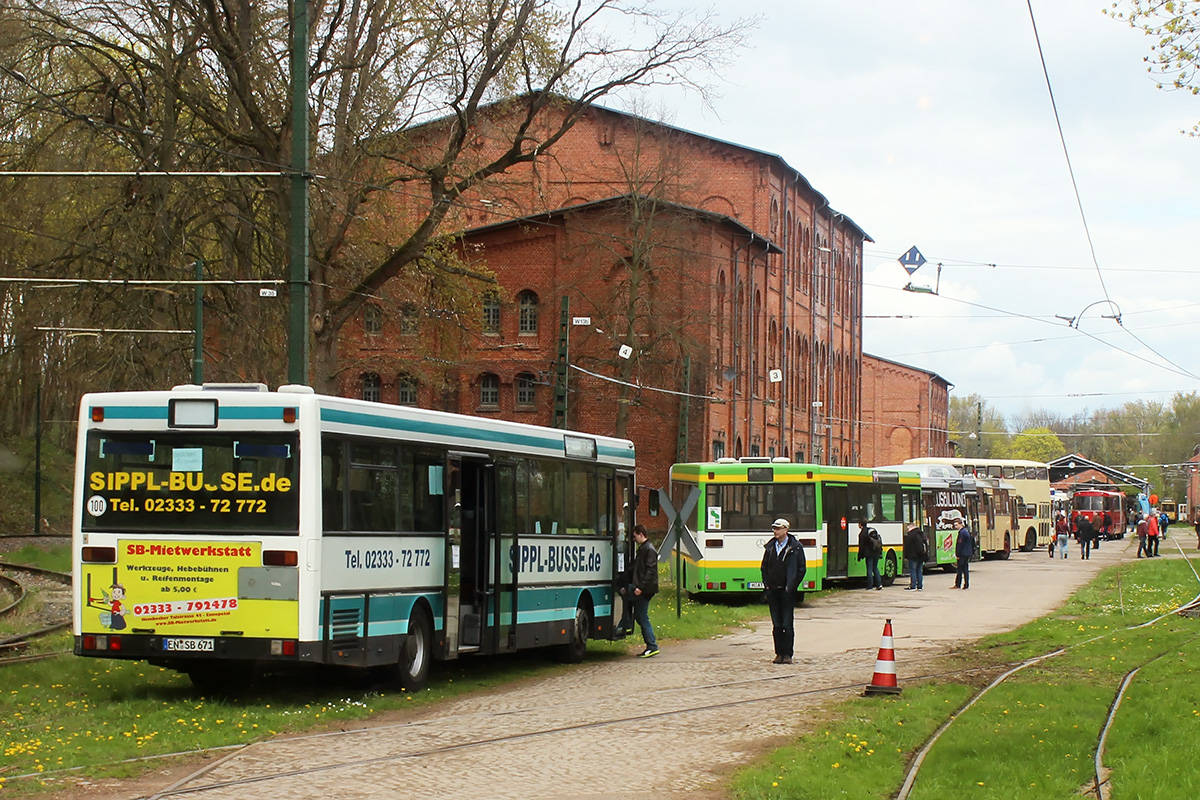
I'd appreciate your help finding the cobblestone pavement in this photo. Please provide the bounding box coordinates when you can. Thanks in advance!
[88,536,1141,800]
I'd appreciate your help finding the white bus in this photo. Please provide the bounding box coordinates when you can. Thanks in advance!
[73,384,635,691]
[905,457,1052,553]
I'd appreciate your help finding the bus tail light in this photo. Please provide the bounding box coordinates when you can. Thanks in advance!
[270,640,297,656]
[263,550,297,567]
[705,581,727,590]
[91,406,104,422]
[82,546,116,563]
[802,580,816,589]
[282,407,296,423]
[84,634,121,651]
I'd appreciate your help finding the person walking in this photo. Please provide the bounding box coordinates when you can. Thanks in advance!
[1076,515,1094,560]
[903,523,927,591]
[1136,514,1149,558]
[1194,514,1200,550]
[1101,511,1113,546]
[857,518,884,590]
[1147,509,1161,557]
[953,513,973,589]
[629,524,659,658]
[760,518,806,665]
[1056,513,1071,559]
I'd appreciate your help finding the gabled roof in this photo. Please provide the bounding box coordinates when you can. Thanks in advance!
[585,102,873,243]
[461,193,783,254]
[1048,453,1150,491]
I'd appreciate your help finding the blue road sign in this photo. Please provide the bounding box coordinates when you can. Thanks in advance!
[899,246,926,275]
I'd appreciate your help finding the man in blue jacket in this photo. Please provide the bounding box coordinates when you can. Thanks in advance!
[761,518,806,664]
[953,512,973,590]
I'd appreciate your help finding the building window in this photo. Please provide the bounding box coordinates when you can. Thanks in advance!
[363,304,383,334]
[397,374,418,405]
[516,373,536,406]
[518,290,538,334]
[712,440,725,460]
[479,373,499,407]
[400,303,418,335]
[360,372,381,403]
[482,293,500,334]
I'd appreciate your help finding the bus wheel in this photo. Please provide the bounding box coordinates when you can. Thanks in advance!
[1022,529,1037,552]
[561,604,590,664]
[881,551,898,586]
[1000,532,1012,560]
[398,610,432,691]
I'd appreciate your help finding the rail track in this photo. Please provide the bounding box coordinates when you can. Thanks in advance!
[0,561,72,666]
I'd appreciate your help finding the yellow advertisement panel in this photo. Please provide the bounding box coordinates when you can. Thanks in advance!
[80,540,298,638]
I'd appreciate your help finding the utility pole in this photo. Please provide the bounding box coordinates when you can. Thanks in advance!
[287,1,310,385]
[193,260,204,384]
[976,401,983,456]
[553,296,569,428]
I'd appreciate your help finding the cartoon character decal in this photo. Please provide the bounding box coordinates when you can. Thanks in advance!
[86,570,132,630]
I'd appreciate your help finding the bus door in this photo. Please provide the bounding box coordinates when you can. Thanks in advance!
[823,484,850,577]
[446,453,495,656]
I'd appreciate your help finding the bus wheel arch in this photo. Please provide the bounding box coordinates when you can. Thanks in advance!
[398,603,433,691]
[560,594,593,664]
[881,550,898,586]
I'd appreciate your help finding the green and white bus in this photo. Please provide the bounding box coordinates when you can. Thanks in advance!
[668,458,921,597]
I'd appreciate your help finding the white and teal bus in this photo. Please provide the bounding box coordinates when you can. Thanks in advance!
[72,384,635,691]
[668,458,921,597]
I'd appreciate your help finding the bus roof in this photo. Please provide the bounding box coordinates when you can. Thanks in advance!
[671,459,920,485]
[79,385,637,468]
[876,462,976,490]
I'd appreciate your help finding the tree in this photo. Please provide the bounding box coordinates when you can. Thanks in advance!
[2,0,753,418]
[948,394,1007,458]
[1108,0,1200,135]
[1003,427,1067,463]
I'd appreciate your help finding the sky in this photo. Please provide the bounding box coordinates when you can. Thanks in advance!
[620,0,1200,423]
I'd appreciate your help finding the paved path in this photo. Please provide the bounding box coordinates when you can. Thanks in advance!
[108,535,1147,800]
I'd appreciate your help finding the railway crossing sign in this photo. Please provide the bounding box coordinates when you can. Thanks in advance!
[656,486,701,562]
[898,246,926,275]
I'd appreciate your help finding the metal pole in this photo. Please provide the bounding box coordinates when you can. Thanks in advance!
[287,0,310,385]
[976,401,982,456]
[34,382,41,534]
[553,296,569,428]
[193,260,204,384]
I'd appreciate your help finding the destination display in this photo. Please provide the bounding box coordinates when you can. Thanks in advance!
[81,432,300,533]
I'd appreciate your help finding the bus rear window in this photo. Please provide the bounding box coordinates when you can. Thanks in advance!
[81,431,299,534]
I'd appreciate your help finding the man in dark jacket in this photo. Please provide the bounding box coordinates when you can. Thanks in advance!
[1076,515,1095,560]
[760,518,806,664]
[630,524,659,658]
[857,518,884,590]
[903,524,927,591]
[952,511,973,589]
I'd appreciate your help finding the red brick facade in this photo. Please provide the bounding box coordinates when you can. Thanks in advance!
[859,354,951,466]
[338,103,947,490]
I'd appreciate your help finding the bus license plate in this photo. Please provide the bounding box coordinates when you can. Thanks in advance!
[163,638,214,652]
[747,581,764,590]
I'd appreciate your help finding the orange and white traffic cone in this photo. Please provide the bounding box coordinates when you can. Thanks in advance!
[864,618,901,695]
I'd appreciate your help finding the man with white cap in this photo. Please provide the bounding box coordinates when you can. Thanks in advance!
[760,518,806,664]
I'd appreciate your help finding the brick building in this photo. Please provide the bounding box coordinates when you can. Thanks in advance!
[338,102,943,489]
[859,354,952,466]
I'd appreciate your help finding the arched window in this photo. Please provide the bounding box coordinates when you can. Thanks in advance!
[360,372,381,403]
[516,372,536,406]
[482,292,500,334]
[479,373,500,407]
[518,290,539,334]
[397,374,418,405]
[363,304,383,334]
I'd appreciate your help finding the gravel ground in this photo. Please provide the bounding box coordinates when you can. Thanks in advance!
[43,534,1150,800]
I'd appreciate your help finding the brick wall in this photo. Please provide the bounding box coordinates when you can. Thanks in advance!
[860,354,951,467]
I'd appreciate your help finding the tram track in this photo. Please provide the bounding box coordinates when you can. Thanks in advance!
[896,535,1200,800]
[0,562,73,665]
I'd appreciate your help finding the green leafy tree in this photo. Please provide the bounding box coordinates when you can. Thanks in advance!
[1107,0,1200,135]
[1003,427,1067,462]
[949,394,1008,457]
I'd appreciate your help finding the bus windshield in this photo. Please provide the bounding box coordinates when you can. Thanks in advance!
[81,431,300,534]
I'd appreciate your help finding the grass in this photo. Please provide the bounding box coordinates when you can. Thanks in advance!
[729,552,1200,799]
